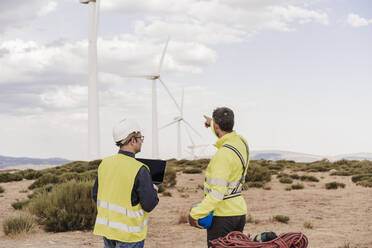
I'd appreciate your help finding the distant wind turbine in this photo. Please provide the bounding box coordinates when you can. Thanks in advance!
[126,38,181,159]
[160,88,202,159]
[79,0,101,160]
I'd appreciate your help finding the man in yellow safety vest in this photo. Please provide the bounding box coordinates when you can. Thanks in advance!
[188,107,249,247]
[93,119,159,248]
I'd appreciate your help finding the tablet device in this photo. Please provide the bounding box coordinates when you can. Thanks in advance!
[136,158,167,185]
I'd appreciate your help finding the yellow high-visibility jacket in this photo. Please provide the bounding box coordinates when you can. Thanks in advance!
[93,154,149,242]
[190,128,249,219]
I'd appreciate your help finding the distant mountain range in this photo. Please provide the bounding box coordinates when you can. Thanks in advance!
[1,150,372,170]
[250,150,372,163]
[0,155,71,170]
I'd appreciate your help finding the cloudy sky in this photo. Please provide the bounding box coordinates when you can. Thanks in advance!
[0,0,371,161]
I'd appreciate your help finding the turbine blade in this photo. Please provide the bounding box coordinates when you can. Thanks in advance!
[158,78,181,111]
[183,119,202,138]
[159,119,178,130]
[123,74,155,79]
[158,37,170,74]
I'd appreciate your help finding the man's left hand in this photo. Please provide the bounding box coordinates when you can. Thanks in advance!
[188,214,203,229]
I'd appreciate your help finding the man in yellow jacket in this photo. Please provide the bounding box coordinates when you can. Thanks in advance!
[93,119,159,248]
[189,107,249,247]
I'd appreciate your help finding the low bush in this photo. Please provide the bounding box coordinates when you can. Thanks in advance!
[246,214,260,224]
[28,180,96,232]
[245,164,271,183]
[289,174,300,180]
[325,182,345,190]
[11,199,30,210]
[23,169,43,180]
[183,168,202,174]
[28,173,59,190]
[300,175,319,182]
[162,191,172,197]
[246,181,264,188]
[0,173,23,183]
[3,213,35,235]
[163,167,177,187]
[0,186,4,193]
[304,221,313,229]
[177,210,189,224]
[291,183,304,190]
[279,177,293,184]
[273,215,290,224]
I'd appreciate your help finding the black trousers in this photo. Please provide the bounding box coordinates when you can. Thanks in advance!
[207,215,246,247]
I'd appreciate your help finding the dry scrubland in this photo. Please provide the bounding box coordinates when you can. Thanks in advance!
[0,159,371,248]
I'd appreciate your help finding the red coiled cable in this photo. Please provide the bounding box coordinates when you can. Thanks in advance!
[210,231,308,248]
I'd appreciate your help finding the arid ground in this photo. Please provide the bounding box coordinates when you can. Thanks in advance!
[0,170,371,248]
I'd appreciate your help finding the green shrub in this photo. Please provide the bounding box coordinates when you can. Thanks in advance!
[291,183,304,190]
[28,173,60,190]
[246,181,264,188]
[273,215,290,224]
[276,173,289,178]
[279,177,293,184]
[0,173,23,183]
[325,182,345,190]
[23,169,43,180]
[3,213,35,235]
[163,167,177,187]
[28,180,96,232]
[304,221,313,229]
[183,168,202,174]
[356,179,372,188]
[158,184,165,193]
[351,174,372,183]
[246,214,260,224]
[27,184,54,199]
[290,174,300,180]
[245,164,271,183]
[331,171,352,176]
[300,175,319,182]
[162,191,172,197]
[0,186,4,193]
[11,199,30,210]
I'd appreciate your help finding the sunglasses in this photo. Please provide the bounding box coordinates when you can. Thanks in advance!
[134,136,144,141]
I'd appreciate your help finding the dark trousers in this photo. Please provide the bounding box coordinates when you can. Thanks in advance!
[207,215,246,247]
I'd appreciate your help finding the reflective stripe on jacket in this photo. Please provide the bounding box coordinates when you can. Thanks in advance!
[93,154,149,242]
[190,128,249,219]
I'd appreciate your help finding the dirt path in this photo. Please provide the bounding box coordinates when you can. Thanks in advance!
[0,171,371,248]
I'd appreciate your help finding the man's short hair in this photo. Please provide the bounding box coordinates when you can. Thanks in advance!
[116,131,139,147]
[212,107,234,132]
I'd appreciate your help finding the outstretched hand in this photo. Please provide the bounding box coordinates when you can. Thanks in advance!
[204,115,212,128]
[188,214,203,229]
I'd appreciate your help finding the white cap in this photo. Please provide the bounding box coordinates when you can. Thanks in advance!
[113,119,142,143]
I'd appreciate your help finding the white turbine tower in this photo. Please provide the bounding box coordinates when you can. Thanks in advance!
[127,38,181,159]
[160,88,202,159]
[80,0,101,160]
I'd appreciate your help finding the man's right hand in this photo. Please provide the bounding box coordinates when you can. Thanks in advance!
[204,115,212,128]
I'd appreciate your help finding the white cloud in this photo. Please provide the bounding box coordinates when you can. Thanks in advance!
[103,0,329,44]
[37,1,58,17]
[0,0,58,32]
[347,13,372,27]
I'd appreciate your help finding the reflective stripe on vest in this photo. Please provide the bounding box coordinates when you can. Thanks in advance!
[97,200,145,219]
[95,217,148,233]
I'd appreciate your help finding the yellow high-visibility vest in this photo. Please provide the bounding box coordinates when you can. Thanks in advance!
[190,128,249,219]
[93,154,149,242]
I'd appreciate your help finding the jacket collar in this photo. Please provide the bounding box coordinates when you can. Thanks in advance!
[214,130,236,149]
[118,150,135,158]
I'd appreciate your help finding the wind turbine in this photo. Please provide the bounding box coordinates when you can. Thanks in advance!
[80,0,101,160]
[126,38,181,159]
[160,88,202,159]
